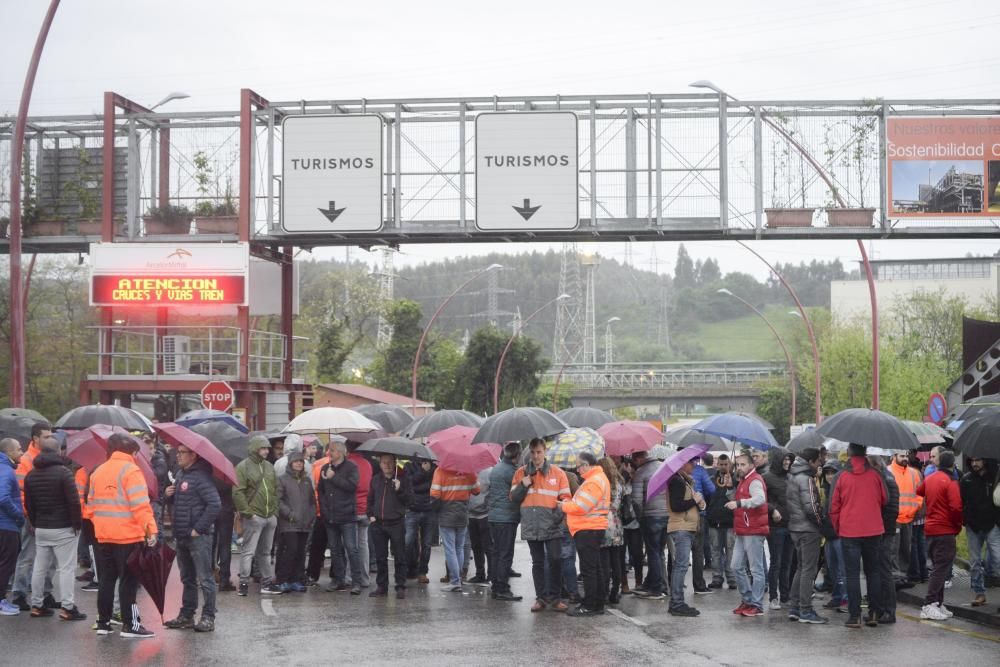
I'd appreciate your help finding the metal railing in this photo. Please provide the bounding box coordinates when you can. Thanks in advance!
[86,325,307,382]
[545,360,785,390]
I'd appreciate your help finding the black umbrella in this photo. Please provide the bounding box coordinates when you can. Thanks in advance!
[785,428,826,454]
[56,404,153,433]
[944,394,1000,427]
[816,408,919,452]
[471,407,568,445]
[664,426,733,450]
[188,420,250,465]
[953,408,1000,459]
[356,436,437,461]
[556,407,616,430]
[354,404,414,433]
[403,410,485,439]
[0,408,49,447]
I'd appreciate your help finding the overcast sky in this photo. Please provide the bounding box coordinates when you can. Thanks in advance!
[3,0,998,278]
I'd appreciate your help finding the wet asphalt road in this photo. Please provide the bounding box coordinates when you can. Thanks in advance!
[4,539,999,666]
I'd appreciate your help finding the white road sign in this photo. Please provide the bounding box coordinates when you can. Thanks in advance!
[281,115,383,233]
[475,112,579,231]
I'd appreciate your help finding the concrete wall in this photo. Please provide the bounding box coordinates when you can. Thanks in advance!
[831,264,999,322]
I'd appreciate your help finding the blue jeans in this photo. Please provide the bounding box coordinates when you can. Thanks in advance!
[640,516,669,595]
[766,526,793,602]
[825,538,847,604]
[405,511,436,576]
[908,523,928,582]
[732,534,767,609]
[176,535,217,618]
[843,536,882,619]
[326,521,363,586]
[967,525,1000,595]
[439,526,467,586]
[560,532,577,597]
[669,530,694,609]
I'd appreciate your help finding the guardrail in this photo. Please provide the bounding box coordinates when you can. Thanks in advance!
[544,360,785,390]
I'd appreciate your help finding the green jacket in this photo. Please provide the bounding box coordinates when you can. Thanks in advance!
[233,440,278,518]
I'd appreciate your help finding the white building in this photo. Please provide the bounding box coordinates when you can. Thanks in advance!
[831,256,1000,322]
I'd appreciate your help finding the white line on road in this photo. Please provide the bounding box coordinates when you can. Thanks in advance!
[261,599,277,617]
[608,607,648,627]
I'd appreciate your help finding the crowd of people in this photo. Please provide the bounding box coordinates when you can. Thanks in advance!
[1,419,999,638]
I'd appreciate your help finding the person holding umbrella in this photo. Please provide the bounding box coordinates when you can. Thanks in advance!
[559,451,610,617]
[430,461,480,593]
[488,442,523,602]
[163,444,221,632]
[367,454,413,599]
[318,441,364,595]
[89,432,158,638]
[665,458,706,617]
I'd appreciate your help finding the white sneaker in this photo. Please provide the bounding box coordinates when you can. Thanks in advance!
[920,604,948,620]
[944,579,953,589]
[769,599,782,610]
[936,602,953,618]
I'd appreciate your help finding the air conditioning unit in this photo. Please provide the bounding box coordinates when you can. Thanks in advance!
[162,335,192,374]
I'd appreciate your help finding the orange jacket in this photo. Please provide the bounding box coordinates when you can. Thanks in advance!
[429,468,480,503]
[15,442,40,508]
[88,451,157,544]
[74,467,91,520]
[889,461,922,524]
[561,467,610,535]
[312,456,330,516]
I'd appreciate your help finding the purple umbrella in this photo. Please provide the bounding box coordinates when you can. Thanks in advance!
[645,442,712,503]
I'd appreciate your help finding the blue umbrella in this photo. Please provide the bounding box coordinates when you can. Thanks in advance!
[176,408,249,434]
[692,412,779,450]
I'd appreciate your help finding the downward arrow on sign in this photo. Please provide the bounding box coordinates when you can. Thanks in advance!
[512,198,541,221]
[318,201,346,223]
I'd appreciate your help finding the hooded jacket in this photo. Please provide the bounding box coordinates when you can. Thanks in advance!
[785,458,822,533]
[0,452,24,532]
[273,434,314,480]
[170,458,222,538]
[233,437,278,519]
[318,457,359,524]
[960,463,1000,533]
[278,453,316,533]
[761,448,791,528]
[487,455,521,524]
[368,467,413,524]
[631,458,668,518]
[24,451,82,531]
[829,455,887,538]
[404,460,437,513]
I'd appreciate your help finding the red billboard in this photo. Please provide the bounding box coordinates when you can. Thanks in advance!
[90,275,246,306]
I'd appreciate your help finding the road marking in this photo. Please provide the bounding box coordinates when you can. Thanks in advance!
[897,612,1000,643]
[261,599,277,617]
[608,608,648,627]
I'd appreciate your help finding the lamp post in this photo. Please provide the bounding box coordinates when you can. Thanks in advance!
[149,91,190,111]
[494,293,569,413]
[718,289,796,426]
[604,317,620,368]
[690,79,877,412]
[412,263,502,410]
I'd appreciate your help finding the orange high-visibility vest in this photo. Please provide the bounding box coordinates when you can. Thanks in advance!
[312,456,329,516]
[890,461,923,524]
[510,464,571,509]
[88,451,157,544]
[430,469,480,503]
[74,467,91,520]
[15,443,40,508]
[562,467,610,535]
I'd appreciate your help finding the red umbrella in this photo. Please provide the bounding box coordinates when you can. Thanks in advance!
[598,420,664,457]
[153,422,238,486]
[126,541,176,624]
[427,426,500,474]
[65,425,159,500]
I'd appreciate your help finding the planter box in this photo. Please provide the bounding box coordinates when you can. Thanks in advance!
[196,215,238,234]
[76,219,103,235]
[144,215,192,235]
[25,220,68,236]
[765,208,815,228]
[827,207,875,227]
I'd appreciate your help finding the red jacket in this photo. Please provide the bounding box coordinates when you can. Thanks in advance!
[917,470,963,537]
[830,456,887,538]
[348,452,373,516]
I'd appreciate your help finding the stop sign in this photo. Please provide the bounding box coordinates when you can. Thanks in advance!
[201,380,235,412]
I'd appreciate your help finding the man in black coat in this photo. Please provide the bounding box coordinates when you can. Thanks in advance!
[164,445,221,632]
[404,459,437,584]
[318,441,363,594]
[368,454,413,599]
[23,435,84,620]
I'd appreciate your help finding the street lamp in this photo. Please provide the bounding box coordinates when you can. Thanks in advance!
[149,91,190,111]
[493,293,570,413]
[691,79,878,412]
[604,317,621,368]
[718,288,796,426]
[412,263,502,410]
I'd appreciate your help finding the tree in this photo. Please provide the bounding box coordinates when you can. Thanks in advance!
[674,244,696,289]
[371,300,424,397]
[698,258,721,285]
[755,376,814,444]
[314,318,348,383]
[451,326,549,414]
[885,289,967,378]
